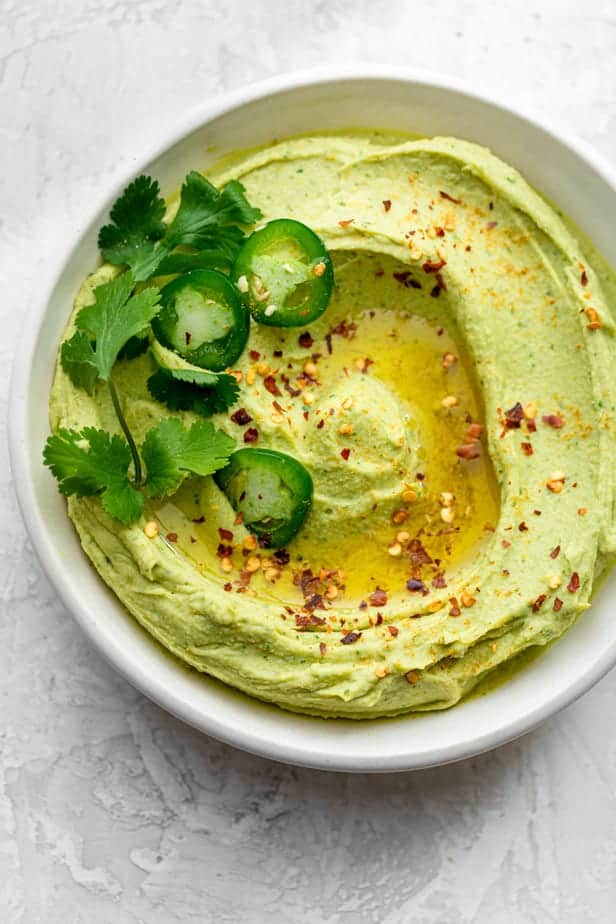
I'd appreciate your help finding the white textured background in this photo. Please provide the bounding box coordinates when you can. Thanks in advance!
[2,1,616,921]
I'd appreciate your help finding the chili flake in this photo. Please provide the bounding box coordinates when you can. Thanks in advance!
[340,631,362,644]
[550,545,561,559]
[382,199,392,212]
[504,402,524,429]
[553,598,564,612]
[456,443,480,460]
[406,578,427,593]
[567,572,580,593]
[243,427,259,444]
[369,588,388,607]
[230,408,252,426]
[422,258,447,274]
[532,594,547,613]
[340,448,351,460]
[542,414,564,429]
[521,441,533,456]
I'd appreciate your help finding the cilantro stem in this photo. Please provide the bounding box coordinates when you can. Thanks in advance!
[108,378,143,485]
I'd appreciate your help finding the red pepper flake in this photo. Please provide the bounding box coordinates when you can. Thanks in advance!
[263,375,281,396]
[519,521,528,532]
[504,402,524,429]
[408,539,433,568]
[298,332,313,349]
[192,515,205,524]
[527,418,537,433]
[319,641,327,656]
[189,536,196,544]
[339,219,354,228]
[340,630,362,644]
[432,573,448,589]
[272,400,286,415]
[223,582,232,592]
[532,594,547,613]
[382,199,392,212]
[272,548,290,567]
[521,441,534,456]
[502,539,511,548]
[317,418,325,429]
[422,258,447,274]
[440,190,461,204]
[435,271,447,292]
[580,269,588,286]
[234,512,244,526]
[466,422,484,441]
[542,414,564,429]
[553,597,564,612]
[449,597,461,617]
[486,220,498,230]
[185,331,192,345]
[567,572,580,593]
[393,270,422,290]
[166,532,178,543]
[375,612,383,625]
[217,542,233,558]
[218,527,233,542]
[435,226,445,237]
[340,448,351,460]
[230,407,252,426]
[456,443,480,460]
[280,374,301,398]
[550,545,561,559]
[430,284,441,298]
[249,349,260,361]
[243,427,259,444]
[388,625,399,637]
[295,613,326,628]
[406,578,427,593]
[369,588,388,607]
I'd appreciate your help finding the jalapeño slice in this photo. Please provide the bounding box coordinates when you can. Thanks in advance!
[232,219,333,327]
[152,269,249,372]
[214,448,313,548]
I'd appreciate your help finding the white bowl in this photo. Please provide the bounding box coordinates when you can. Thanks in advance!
[10,67,616,772]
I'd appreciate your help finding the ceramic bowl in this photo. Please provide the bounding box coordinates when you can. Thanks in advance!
[9,67,616,771]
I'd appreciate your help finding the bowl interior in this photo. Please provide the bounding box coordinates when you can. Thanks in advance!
[14,73,616,771]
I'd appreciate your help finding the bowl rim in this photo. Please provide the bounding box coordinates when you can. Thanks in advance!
[9,64,616,772]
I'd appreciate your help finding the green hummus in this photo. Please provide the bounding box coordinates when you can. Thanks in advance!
[50,132,616,717]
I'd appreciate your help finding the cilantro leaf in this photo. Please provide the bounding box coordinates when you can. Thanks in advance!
[142,418,235,498]
[166,173,262,251]
[147,366,239,417]
[117,334,150,361]
[155,243,238,276]
[43,427,145,524]
[98,176,167,281]
[60,330,99,395]
[73,272,161,382]
[97,172,262,282]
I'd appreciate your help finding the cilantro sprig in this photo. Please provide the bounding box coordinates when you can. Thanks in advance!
[147,365,240,418]
[98,171,262,282]
[47,268,235,524]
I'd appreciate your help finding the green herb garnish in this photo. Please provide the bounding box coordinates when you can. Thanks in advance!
[98,171,262,282]
[46,269,235,524]
[147,365,240,417]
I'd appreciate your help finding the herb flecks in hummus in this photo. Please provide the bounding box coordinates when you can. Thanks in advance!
[49,132,616,718]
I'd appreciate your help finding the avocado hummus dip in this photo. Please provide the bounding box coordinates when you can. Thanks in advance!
[46,131,616,718]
